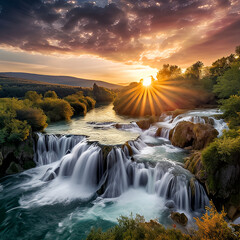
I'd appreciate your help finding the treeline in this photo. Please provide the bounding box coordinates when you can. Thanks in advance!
[114,45,240,116]
[0,75,115,102]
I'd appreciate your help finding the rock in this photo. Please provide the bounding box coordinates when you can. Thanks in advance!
[155,127,162,137]
[0,152,3,166]
[136,119,151,130]
[6,162,23,175]
[170,121,218,150]
[228,205,238,219]
[170,212,188,226]
[165,200,175,209]
[189,178,196,198]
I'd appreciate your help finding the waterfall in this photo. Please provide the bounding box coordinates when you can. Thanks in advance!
[34,133,86,166]
[37,135,209,212]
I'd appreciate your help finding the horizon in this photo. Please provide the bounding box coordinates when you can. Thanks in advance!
[0,0,239,84]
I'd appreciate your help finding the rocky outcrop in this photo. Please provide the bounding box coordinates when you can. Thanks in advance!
[185,150,240,220]
[170,212,188,226]
[136,116,158,130]
[0,134,36,177]
[170,121,218,150]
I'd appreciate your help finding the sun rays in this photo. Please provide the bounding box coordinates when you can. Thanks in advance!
[115,77,201,116]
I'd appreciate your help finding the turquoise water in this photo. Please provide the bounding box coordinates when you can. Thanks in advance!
[0,105,213,240]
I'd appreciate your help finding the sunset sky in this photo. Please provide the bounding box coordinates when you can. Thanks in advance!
[0,0,239,84]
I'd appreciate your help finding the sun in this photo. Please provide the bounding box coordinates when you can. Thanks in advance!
[142,77,152,87]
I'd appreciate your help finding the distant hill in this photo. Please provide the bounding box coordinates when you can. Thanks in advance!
[0,72,121,89]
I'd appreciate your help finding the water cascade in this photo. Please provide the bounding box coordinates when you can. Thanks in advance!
[37,135,209,212]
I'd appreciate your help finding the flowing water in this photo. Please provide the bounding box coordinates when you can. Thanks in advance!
[0,105,227,240]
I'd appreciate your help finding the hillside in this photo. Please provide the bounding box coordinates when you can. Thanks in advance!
[0,72,121,89]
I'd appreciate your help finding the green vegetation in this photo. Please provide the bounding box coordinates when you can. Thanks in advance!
[114,45,240,116]
[86,205,240,240]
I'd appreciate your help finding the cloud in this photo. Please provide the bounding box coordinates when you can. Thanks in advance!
[0,0,239,68]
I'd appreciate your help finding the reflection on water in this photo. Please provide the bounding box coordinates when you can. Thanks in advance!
[45,104,141,145]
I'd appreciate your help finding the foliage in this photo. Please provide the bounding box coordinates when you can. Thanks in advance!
[86,210,240,240]
[44,90,58,99]
[202,129,240,194]
[185,61,204,82]
[64,91,95,115]
[93,83,114,103]
[86,214,190,240]
[38,98,73,122]
[156,64,182,81]
[213,63,240,99]
[0,119,30,143]
[16,108,48,131]
[25,91,42,103]
[194,201,240,240]
[220,95,240,128]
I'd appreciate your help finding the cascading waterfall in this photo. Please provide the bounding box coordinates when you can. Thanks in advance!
[36,135,209,212]
[157,110,228,139]
[34,133,86,165]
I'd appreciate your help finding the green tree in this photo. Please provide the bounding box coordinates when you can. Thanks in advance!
[185,61,204,82]
[25,91,42,103]
[16,108,48,131]
[38,98,73,122]
[214,63,240,99]
[156,64,182,81]
[220,95,240,128]
[44,90,58,99]
[0,119,30,143]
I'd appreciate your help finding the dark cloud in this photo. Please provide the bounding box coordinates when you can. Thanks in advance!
[0,0,239,67]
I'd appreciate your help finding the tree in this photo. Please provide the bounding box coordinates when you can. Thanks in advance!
[236,45,240,56]
[16,108,48,131]
[44,90,58,99]
[38,98,73,122]
[185,61,204,81]
[213,63,240,99]
[156,64,182,81]
[25,91,42,103]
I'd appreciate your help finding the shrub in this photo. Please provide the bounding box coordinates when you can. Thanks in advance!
[0,119,30,143]
[194,201,240,240]
[38,98,73,122]
[220,95,240,128]
[25,91,42,103]
[44,90,58,99]
[16,108,47,131]
[214,63,240,99]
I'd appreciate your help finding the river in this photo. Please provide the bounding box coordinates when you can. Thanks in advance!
[0,104,228,240]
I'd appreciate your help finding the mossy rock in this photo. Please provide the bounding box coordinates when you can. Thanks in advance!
[170,121,218,150]
[6,162,23,175]
[170,212,188,226]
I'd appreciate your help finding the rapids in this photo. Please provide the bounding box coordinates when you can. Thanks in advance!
[0,104,227,240]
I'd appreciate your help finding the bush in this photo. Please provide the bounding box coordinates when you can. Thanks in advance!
[194,201,240,240]
[0,119,30,143]
[220,95,240,128]
[25,91,42,103]
[86,214,190,240]
[44,90,58,99]
[38,98,73,122]
[202,130,240,194]
[16,108,47,131]
[214,63,240,99]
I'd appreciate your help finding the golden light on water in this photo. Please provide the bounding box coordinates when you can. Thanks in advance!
[142,77,152,87]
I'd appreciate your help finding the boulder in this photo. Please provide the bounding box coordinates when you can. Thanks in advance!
[170,121,218,150]
[170,212,188,226]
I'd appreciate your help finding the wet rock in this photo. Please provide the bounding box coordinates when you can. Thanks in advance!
[170,212,188,226]
[165,200,175,209]
[136,119,151,130]
[155,127,162,137]
[170,121,218,150]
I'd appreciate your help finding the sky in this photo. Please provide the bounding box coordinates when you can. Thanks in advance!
[0,0,239,84]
